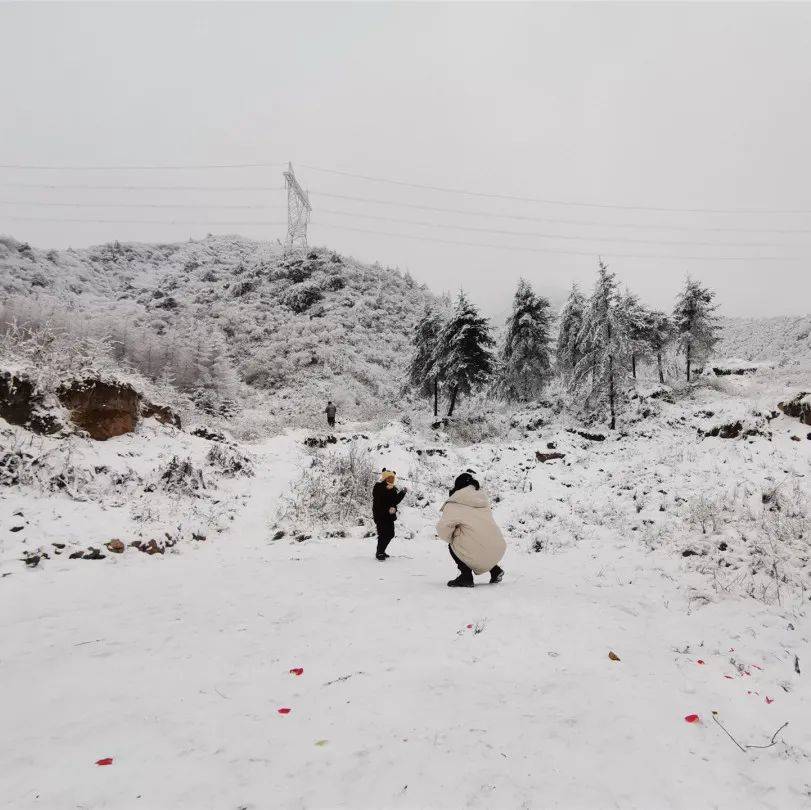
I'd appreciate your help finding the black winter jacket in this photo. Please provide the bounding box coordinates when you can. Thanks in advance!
[372,481,406,524]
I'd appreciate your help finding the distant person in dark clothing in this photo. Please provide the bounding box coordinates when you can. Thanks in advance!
[325,401,337,428]
[372,469,407,561]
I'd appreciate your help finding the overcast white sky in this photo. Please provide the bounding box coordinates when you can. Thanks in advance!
[2,2,811,317]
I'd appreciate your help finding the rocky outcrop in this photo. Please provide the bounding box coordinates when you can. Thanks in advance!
[141,402,181,428]
[0,371,63,434]
[2,369,180,440]
[57,379,141,441]
[778,392,811,425]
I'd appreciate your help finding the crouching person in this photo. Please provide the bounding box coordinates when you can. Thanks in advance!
[436,472,506,588]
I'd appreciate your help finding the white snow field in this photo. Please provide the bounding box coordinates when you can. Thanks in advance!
[1,370,810,809]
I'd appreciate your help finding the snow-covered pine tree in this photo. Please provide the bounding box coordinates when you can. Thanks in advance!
[500,279,554,401]
[556,283,586,380]
[407,305,446,415]
[673,277,720,381]
[573,260,633,429]
[618,289,647,380]
[435,291,496,416]
[644,310,675,384]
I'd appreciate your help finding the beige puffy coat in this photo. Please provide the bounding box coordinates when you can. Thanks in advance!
[436,486,506,575]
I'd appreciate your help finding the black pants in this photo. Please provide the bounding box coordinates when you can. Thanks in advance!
[449,545,502,579]
[376,520,395,556]
[327,416,335,428]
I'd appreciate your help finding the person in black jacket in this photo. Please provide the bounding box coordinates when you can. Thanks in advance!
[372,469,407,560]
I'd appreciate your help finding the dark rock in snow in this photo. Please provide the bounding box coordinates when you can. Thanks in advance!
[271,530,286,541]
[566,429,606,442]
[105,539,125,553]
[69,550,84,559]
[191,426,226,442]
[682,549,699,557]
[82,547,106,560]
[713,366,758,376]
[303,435,338,448]
[536,451,566,463]
[141,402,181,428]
[778,392,811,425]
[10,525,24,532]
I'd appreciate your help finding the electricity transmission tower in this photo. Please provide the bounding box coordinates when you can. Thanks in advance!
[283,162,311,251]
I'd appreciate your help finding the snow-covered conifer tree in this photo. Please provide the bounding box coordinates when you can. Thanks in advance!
[673,277,720,381]
[500,279,554,401]
[556,284,586,380]
[645,310,675,384]
[435,291,496,416]
[573,260,632,429]
[407,306,446,415]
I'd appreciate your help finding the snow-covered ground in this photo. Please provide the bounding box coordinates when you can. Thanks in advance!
[1,368,810,809]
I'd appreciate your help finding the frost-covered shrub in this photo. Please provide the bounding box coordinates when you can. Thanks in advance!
[152,456,206,496]
[282,282,323,313]
[278,444,375,528]
[206,444,254,477]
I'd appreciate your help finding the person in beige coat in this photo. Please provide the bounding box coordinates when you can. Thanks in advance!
[436,472,506,588]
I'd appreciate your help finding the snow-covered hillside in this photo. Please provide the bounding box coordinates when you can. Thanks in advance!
[718,315,811,367]
[0,235,436,422]
[1,357,809,808]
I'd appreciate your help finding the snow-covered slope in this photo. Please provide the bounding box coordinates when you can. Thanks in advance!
[1,359,809,808]
[717,315,811,366]
[0,235,436,420]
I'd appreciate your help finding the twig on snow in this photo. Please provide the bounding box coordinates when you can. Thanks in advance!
[712,714,788,753]
[73,638,104,646]
[324,671,366,687]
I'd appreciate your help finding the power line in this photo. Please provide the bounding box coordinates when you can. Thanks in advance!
[0,183,285,192]
[0,162,281,171]
[6,215,285,226]
[313,207,806,250]
[312,221,809,262]
[300,162,811,216]
[5,211,808,260]
[4,198,804,247]
[6,188,811,236]
[0,200,284,211]
[311,190,811,236]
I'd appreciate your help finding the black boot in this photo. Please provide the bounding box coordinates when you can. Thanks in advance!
[447,574,474,588]
[376,552,389,561]
[490,566,504,584]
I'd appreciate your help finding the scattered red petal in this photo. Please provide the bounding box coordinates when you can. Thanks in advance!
[696,659,705,665]
[466,624,473,629]
[95,758,113,766]
[278,707,291,715]
[766,696,774,704]
[684,714,700,723]
[289,668,304,676]
[751,664,763,671]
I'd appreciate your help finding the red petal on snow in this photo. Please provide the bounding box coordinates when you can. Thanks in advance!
[95,758,113,766]
[684,714,700,723]
[289,668,304,676]
[278,707,291,715]
[696,660,705,665]
[766,696,774,704]
[466,624,473,629]
[724,675,734,679]
[751,664,763,671]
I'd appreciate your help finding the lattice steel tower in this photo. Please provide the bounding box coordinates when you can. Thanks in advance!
[283,162,311,251]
